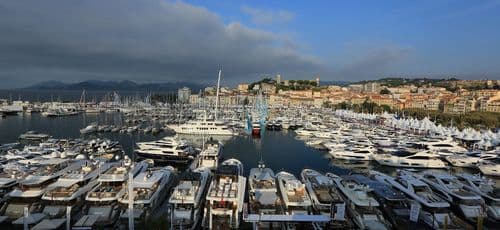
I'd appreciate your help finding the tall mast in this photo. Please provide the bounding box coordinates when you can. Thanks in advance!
[215,69,221,120]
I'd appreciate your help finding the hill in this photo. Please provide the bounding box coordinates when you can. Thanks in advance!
[26,80,205,92]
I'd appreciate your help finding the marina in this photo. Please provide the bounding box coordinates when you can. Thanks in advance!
[1,0,500,229]
[0,105,498,229]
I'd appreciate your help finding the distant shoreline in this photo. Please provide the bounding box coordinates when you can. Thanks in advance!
[0,89,171,102]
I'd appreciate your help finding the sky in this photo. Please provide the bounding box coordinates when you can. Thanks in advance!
[0,0,499,88]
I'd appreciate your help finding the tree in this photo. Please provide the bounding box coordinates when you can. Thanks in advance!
[322,101,332,108]
[380,88,391,94]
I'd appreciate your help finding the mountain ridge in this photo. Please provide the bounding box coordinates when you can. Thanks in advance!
[26,80,206,92]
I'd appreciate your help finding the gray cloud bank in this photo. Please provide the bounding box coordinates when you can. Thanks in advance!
[0,0,323,88]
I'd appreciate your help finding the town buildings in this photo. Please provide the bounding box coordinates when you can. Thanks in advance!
[180,78,499,114]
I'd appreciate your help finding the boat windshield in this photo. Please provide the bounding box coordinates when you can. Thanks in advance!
[175,203,194,210]
[357,205,379,214]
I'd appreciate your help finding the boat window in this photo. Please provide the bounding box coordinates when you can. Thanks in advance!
[175,203,193,210]
[413,185,428,193]
[424,175,434,180]
[354,150,370,153]
[432,144,453,147]
[491,158,500,164]
[456,177,467,184]
[407,156,430,160]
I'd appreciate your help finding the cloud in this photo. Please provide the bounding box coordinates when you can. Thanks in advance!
[334,43,414,79]
[0,0,319,88]
[241,6,294,25]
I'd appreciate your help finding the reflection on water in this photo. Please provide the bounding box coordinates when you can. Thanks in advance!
[176,134,235,148]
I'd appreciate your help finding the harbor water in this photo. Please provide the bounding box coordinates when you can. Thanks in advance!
[0,112,482,178]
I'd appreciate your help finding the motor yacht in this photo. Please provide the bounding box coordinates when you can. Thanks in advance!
[18,131,51,142]
[370,170,470,229]
[9,159,75,199]
[0,142,19,153]
[371,136,396,147]
[197,138,222,170]
[444,151,485,168]
[373,150,448,168]
[477,156,500,176]
[41,160,112,220]
[276,171,312,215]
[420,172,487,222]
[327,173,391,230]
[169,167,211,229]
[119,166,175,221]
[80,124,98,134]
[135,136,198,164]
[3,159,74,221]
[456,173,500,221]
[0,164,27,201]
[168,119,234,136]
[301,169,351,228]
[294,129,315,137]
[330,146,376,161]
[419,137,467,156]
[204,158,246,229]
[248,160,280,215]
[41,107,78,117]
[77,159,149,228]
[364,173,427,229]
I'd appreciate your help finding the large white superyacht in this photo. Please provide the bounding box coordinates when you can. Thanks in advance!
[168,119,235,136]
[169,167,211,229]
[204,158,246,229]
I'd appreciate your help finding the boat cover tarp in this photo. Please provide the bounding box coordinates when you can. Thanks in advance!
[255,190,278,205]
